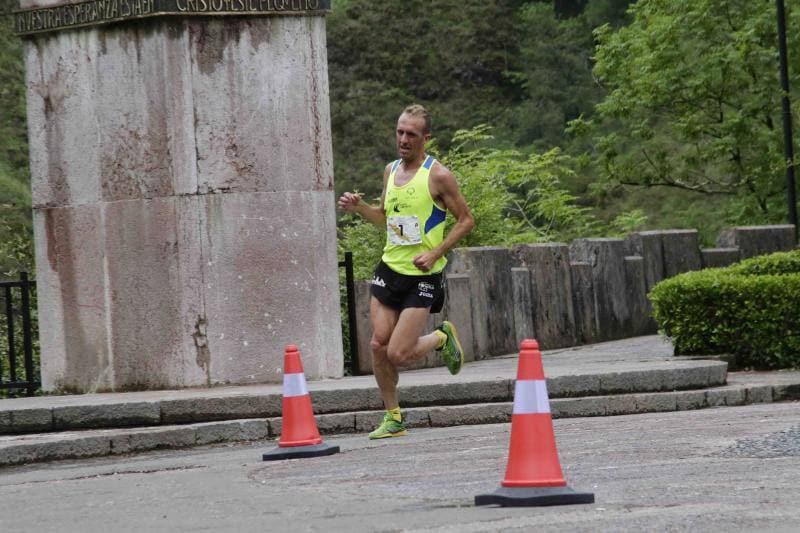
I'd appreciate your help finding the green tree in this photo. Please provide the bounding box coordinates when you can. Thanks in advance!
[0,3,34,275]
[338,126,597,278]
[326,0,527,199]
[580,0,800,225]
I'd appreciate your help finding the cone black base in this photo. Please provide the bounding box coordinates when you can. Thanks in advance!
[262,442,340,461]
[475,485,595,507]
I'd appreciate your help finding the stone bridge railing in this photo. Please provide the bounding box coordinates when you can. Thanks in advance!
[353,225,797,374]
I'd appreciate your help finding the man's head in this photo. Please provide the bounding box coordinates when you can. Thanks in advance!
[396,104,432,163]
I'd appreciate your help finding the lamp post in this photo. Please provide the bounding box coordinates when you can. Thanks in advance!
[776,0,798,243]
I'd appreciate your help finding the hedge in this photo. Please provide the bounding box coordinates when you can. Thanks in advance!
[648,250,800,369]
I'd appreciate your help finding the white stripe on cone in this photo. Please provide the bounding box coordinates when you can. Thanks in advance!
[283,373,309,398]
[512,380,551,414]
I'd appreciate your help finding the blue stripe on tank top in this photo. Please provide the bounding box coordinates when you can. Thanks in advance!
[424,205,446,234]
[423,156,434,169]
[391,159,401,173]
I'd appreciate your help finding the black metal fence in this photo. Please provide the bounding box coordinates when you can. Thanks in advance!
[1,272,39,396]
[338,251,360,375]
[0,257,358,396]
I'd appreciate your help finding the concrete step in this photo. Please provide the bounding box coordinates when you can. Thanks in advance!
[2,374,798,468]
[1,357,726,435]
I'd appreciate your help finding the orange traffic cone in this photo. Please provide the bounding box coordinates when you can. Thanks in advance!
[475,339,594,506]
[262,344,340,461]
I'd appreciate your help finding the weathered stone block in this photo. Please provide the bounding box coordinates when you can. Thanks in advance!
[547,374,602,398]
[511,267,534,347]
[708,363,728,386]
[311,388,383,413]
[3,408,53,434]
[569,238,630,342]
[449,247,517,357]
[701,248,741,269]
[599,370,663,394]
[353,280,373,374]
[239,420,270,441]
[34,205,114,392]
[723,388,747,406]
[606,395,638,415]
[190,18,333,195]
[428,403,511,427]
[399,381,511,407]
[315,412,357,434]
[705,389,729,407]
[569,261,597,344]
[160,395,282,424]
[624,255,654,336]
[635,392,678,413]
[745,385,773,404]
[402,409,432,429]
[676,390,707,410]
[716,225,796,259]
[1,437,111,466]
[110,427,196,454]
[53,402,161,430]
[625,231,666,292]
[660,230,702,277]
[25,14,341,392]
[194,421,247,445]
[771,383,800,401]
[550,397,608,418]
[200,191,342,384]
[513,243,577,349]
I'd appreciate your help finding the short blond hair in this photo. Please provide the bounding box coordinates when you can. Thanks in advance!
[402,104,431,134]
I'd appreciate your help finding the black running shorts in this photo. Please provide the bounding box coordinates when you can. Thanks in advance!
[370,261,445,313]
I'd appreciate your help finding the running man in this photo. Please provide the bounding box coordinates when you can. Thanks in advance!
[338,104,475,439]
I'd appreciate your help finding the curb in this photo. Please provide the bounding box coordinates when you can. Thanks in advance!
[2,380,798,468]
[0,360,726,435]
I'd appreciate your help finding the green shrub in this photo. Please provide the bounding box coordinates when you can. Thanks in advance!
[649,250,800,369]
[728,249,800,276]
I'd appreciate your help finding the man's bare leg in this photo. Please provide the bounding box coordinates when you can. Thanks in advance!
[370,300,443,410]
[369,297,400,411]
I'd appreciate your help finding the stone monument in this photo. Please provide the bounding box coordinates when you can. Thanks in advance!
[15,0,343,392]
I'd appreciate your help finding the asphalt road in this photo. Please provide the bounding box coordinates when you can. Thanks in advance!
[2,402,799,532]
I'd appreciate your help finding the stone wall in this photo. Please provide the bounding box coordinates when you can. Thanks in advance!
[353,225,796,371]
[24,7,343,391]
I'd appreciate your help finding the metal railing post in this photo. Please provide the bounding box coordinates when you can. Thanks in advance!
[20,272,35,396]
[344,252,359,375]
[4,285,16,382]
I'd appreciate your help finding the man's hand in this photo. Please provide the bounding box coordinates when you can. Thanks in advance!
[337,192,362,213]
[412,251,439,272]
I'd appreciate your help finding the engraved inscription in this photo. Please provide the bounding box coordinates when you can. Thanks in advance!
[15,0,328,35]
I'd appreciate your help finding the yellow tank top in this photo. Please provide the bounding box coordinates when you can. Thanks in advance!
[381,155,447,275]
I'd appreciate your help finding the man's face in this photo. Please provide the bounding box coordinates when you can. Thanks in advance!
[396,113,430,162]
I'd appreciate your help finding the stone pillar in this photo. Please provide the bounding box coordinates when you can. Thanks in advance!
[569,238,630,342]
[569,261,597,344]
[716,225,797,259]
[18,1,342,392]
[511,267,534,348]
[700,248,740,268]
[513,243,577,349]
[449,247,517,358]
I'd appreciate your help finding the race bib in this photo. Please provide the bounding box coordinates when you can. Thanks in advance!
[387,215,422,245]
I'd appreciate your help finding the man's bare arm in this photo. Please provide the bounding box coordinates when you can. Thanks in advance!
[412,163,475,272]
[337,164,391,228]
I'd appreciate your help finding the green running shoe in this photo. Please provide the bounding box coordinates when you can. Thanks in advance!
[436,320,464,375]
[368,411,407,439]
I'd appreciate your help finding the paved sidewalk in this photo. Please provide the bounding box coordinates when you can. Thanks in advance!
[1,335,798,467]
